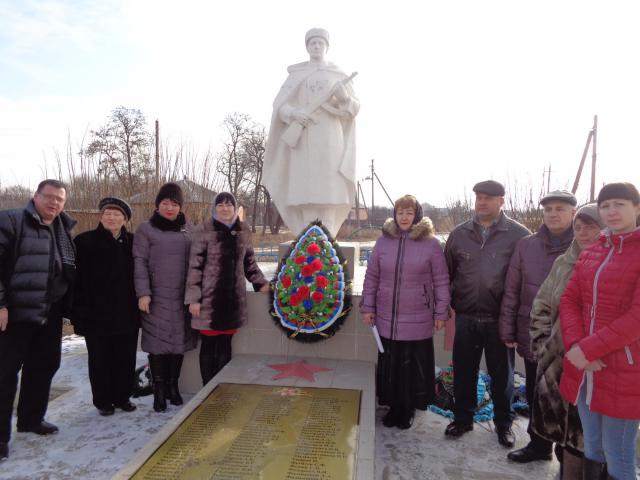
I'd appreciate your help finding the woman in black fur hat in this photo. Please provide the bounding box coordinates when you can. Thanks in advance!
[133,182,197,412]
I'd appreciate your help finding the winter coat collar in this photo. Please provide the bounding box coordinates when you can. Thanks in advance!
[537,223,574,254]
[96,222,129,243]
[600,226,640,253]
[212,213,239,229]
[211,217,241,232]
[204,218,248,233]
[382,217,434,241]
[150,211,186,232]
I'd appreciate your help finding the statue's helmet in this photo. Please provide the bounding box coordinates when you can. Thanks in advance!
[305,28,330,47]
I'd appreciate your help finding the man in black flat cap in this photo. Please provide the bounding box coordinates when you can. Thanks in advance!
[443,180,530,447]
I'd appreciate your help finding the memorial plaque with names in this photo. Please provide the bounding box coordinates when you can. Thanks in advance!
[131,383,361,480]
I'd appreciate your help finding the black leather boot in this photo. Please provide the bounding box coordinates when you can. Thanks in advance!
[167,354,184,406]
[582,457,607,480]
[148,354,167,412]
[396,407,415,430]
[382,408,398,428]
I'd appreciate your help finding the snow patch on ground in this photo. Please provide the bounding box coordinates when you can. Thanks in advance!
[2,337,191,480]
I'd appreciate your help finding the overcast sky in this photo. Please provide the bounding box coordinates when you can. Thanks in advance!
[1,0,639,206]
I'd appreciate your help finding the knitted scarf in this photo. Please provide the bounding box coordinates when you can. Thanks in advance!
[54,216,76,269]
[150,211,186,232]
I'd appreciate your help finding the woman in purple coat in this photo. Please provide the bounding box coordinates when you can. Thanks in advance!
[361,195,450,429]
[133,183,197,412]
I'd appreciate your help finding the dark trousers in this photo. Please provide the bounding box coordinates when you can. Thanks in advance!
[199,334,232,386]
[525,358,553,453]
[85,330,138,409]
[452,313,515,428]
[0,302,63,442]
[377,337,436,411]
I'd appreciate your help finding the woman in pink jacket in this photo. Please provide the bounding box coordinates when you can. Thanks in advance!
[560,182,640,480]
[361,195,450,429]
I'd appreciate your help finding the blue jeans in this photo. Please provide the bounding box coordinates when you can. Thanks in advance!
[577,385,639,480]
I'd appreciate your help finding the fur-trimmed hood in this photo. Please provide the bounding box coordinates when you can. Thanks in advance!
[382,217,434,241]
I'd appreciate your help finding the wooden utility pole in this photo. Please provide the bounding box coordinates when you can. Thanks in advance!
[155,119,160,186]
[357,181,369,227]
[355,181,361,230]
[571,115,598,199]
[370,159,375,227]
[544,165,552,193]
[359,159,395,228]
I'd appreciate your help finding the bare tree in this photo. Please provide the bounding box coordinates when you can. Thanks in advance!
[443,196,474,231]
[503,176,545,232]
[83,107,153,196]
[242,126,267,233]
[215,113,253,198]
[0,184,32,209]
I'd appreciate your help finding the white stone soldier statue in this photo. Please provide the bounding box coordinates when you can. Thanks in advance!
[263,28,359,237]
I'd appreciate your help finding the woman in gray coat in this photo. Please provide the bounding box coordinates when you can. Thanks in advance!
[133,183,197,412]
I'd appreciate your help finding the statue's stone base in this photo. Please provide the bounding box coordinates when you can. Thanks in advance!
[278,241,360,281]
[114,354,375,480]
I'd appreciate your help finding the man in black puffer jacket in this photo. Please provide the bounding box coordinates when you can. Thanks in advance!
[443,180,530,448]
[0,179,76,461]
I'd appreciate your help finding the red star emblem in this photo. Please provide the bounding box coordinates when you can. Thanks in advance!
[267,360,332,382]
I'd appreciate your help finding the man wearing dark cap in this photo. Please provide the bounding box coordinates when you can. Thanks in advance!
[499,190,576,463]
[0,179,76,461]
[444,180,530,447]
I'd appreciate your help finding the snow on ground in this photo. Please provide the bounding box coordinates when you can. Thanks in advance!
[0,336,562,480]
[2,337,192,480]
[376,409,559,480]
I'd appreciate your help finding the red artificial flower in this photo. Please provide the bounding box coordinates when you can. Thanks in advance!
[315,276,329,288]
[289,294,301,306]
[307,243,320,255]
[295,255,306,264]
[311,259,323,271]
[311,291,324,303]
[282,276,292,288]
[301,265,314,277]
[298,285,310,298]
